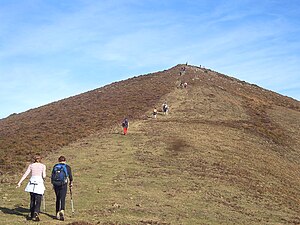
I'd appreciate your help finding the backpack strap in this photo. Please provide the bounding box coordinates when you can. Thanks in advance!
[52,163,69,177]
[61,164,69,177]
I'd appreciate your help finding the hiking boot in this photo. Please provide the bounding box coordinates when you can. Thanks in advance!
[59,210,65,221]
[26,213,32,220]
[56,211,60,220]
[32,212,40,222]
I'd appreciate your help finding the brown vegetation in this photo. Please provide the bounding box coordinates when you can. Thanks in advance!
[1,65,298,175]
[0,65,184,173]
[1,64,300,224]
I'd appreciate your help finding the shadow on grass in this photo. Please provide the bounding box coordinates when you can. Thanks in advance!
[0,206,28,218]
[40,211,57,219]
[0,206,57,220]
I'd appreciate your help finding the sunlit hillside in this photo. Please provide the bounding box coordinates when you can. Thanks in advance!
[1,65,300,224]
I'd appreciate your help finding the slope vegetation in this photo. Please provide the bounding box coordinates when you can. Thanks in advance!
[1,65,300,224]
[0,65,184,173]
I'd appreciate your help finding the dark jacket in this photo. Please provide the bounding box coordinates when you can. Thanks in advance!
[65,164,73,184]
[122,119,129,128]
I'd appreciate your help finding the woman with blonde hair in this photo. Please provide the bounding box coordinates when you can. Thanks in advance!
[153,107,158,119]
[16,154,46,221]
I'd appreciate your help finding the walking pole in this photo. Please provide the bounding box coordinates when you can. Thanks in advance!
[70,186,75,215]
[42,194,46,212]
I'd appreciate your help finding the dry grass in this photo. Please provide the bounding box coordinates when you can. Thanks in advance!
[1,64,300,224]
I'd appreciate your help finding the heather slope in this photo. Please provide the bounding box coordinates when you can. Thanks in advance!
[1,65,298,174]
[1,64,300,224]
[0,65,184,173]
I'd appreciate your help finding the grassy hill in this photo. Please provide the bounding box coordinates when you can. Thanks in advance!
[1,64,300,224]
[0,65,182,173]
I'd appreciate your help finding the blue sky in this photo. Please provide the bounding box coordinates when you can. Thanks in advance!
[0,0,299,119]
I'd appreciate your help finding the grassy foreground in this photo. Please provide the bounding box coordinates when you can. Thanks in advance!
[2,117,300,224]
[1,70,300,224]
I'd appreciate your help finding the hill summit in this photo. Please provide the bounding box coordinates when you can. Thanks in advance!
[0,64,299,173]
[1,64,300,224]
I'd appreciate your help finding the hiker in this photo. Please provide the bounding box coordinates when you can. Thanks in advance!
[183,82,188,88]
[179,82,184,88]
[16,154,46,221]
[180,66,186,76]
[153,107,158,118]
[121,118,129,135]
[162,103,169,115]
[51,155,73,221]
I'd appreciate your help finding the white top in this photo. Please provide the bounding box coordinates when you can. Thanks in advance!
[17,162,46,195]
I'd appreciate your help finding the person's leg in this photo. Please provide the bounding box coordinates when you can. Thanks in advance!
[34,194,42,214]
[54,186,61,214]
[29,193,35,218]
[32,193,41,221]
[58,185,67,220]
[60,185,67,211]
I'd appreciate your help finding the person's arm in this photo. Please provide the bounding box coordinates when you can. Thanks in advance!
[16,164,31,187]
[67,165,73,187]
[42,164,46,180]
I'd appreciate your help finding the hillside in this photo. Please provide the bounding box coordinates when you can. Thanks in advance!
[0,65,182,173]
[1,64,300,224]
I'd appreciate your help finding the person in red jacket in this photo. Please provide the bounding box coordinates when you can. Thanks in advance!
[122,118,129,135]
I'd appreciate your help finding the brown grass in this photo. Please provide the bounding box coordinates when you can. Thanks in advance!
[1,64,300,224]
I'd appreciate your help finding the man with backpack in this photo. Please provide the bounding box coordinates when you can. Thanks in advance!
[162,102,169,115]
[51,155,73,221]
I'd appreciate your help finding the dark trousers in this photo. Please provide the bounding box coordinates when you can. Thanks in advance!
[54,184,67,213]
[29,192,42,217]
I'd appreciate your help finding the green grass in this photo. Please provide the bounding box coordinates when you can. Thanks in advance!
[1,66,300,225]
[3,118,299,224]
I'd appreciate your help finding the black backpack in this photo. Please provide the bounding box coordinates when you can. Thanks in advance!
[51,163,68,186]
[122,120,128,127]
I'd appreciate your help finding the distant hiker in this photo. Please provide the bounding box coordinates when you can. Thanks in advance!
[179,82,187,88]
[153,107,158,119]
[180,66,186,76]
[51,156,73,221]
[162,103,169,115]
[122,118,129,135]
[16,154,46,221]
